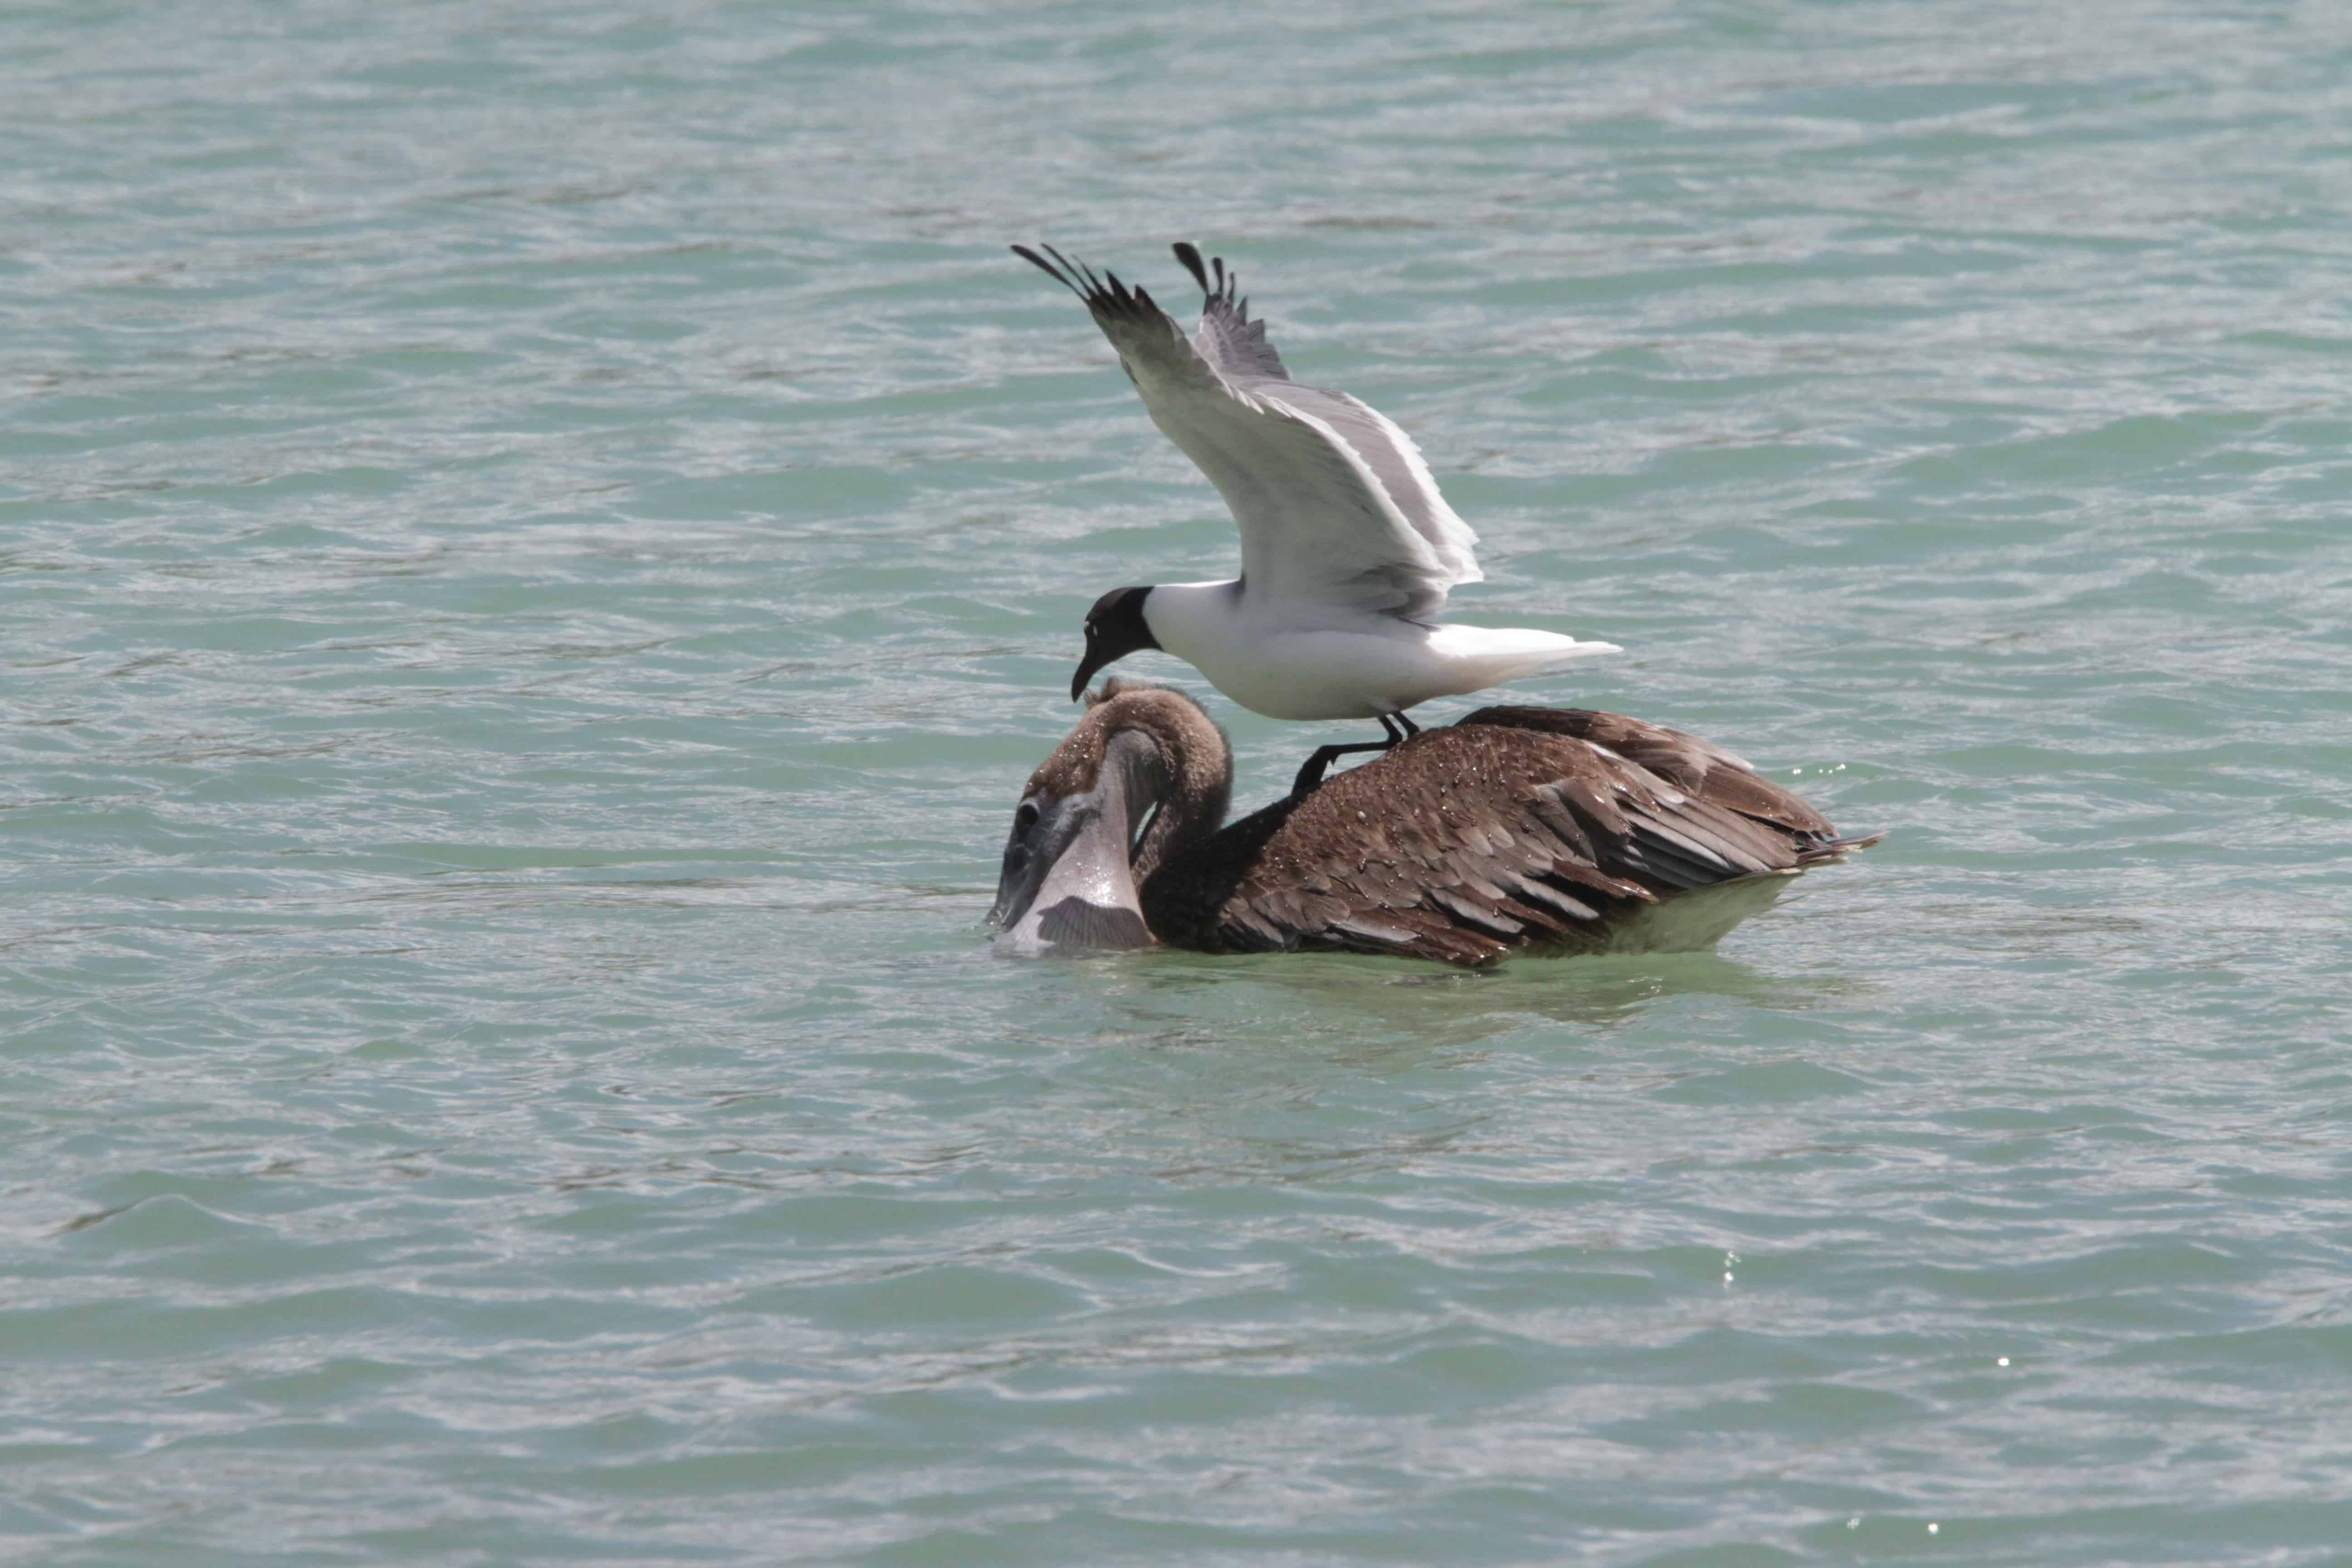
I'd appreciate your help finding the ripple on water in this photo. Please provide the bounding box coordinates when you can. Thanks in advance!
[7,0,2352,1562]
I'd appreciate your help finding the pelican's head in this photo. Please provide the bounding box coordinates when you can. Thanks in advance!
[988,680,1230,953]
[1069,585,1160,701]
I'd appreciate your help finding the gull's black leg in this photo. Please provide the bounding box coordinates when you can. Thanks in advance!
[1293,712,1424,796]
[1292,740,1393,797]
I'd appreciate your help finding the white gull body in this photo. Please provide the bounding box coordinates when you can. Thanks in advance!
[1140,584,1602,720]
[1018,242,1619,725]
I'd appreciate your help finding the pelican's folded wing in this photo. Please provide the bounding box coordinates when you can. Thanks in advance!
[1453,705,1857,847]
[1210,724,1846,966]
[1013,243,1483,619]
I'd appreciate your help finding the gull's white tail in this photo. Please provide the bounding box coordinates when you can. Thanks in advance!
[1427,625,1622,688]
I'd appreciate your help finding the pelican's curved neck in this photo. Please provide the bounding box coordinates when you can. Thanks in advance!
[1129,721,1231,887]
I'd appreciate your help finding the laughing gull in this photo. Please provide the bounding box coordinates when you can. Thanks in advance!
[1013,241,1620,791]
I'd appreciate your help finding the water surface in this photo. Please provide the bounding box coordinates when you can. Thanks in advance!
[6,2,2352,1562]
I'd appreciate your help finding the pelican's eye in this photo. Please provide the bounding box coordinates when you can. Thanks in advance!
[1015,801,1040,831]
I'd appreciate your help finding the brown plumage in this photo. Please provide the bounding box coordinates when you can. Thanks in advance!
[988,681,1879,967]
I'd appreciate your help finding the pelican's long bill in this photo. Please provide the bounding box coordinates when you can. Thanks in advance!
[987,730,1160,953]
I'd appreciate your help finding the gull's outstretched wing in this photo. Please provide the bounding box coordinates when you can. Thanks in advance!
[1014,242,1482,619]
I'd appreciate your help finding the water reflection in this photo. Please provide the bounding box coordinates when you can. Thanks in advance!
[1108,944,1865,1046]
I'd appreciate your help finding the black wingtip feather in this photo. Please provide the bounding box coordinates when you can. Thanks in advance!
[1038,242,1096,293]
[1172,241,1210,294]
[1015,243,1178,328]
[1011,244,1082,296]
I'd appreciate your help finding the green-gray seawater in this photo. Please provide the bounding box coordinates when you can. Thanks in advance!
[6,2,2351,1562]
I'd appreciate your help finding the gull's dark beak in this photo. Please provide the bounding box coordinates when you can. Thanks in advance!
[1066,588,1159,701]
[1069,626,1111,702]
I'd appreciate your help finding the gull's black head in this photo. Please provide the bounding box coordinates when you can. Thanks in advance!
[1069,585,1159,701]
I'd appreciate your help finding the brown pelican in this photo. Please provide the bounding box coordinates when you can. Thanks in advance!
[1013,242,1618,779]
[988,681,1878,966]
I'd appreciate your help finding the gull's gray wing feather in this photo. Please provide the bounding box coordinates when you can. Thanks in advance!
[1016,242,1483,617]
[1170,241,1481,601]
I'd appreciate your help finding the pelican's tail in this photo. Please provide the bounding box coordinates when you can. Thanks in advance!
[1793,829,1886,867]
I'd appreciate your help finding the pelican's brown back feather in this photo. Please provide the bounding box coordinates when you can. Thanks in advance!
[1141,712,1861,967]
[1455,704,1836,840]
